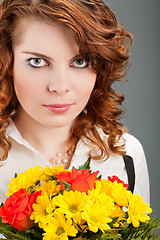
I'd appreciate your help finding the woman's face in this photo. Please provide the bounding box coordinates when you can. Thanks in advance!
[13,20,96,128]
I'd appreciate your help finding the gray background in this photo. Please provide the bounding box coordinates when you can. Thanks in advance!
[105,0,160,218]
[0,0,159,217]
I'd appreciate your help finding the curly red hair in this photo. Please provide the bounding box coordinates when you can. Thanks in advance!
[0,0,132,161]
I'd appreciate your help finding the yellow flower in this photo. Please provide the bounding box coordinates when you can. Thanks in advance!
[41,165,70,181]
[7,166,43,196]
[54,190,90,224]
[110,205,126,227]
[30,192,55,228]
[95,179,105,190]
[43,214,78,240]
[88,189,115,216]
[92,180,127,227]
[127,194,152,227]
[38,180,61,197]
[81,202,112,233]
[100,179,131,207]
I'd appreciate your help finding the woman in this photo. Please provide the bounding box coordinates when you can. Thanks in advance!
[0,0,149,206]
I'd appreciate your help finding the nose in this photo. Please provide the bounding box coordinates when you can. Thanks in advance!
[48,68,70,95]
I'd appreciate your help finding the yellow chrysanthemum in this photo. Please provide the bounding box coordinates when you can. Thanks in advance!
[92,180,105,193]
[7,166,43,196]
[54,190,90,224]
[127,194,152,227]
[88,181,125,228]
[88,189,115,216]
[110,205,126,227]
[99,179,131,207]
[41,165,70,181]
[81,202,112,233]
[30,192,55,228]
[43,214,78,240]
[38,180,61,197]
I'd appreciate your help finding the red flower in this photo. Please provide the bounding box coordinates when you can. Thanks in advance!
[0,188,41,231]
[56,169,99,193]
[108,175,128,188]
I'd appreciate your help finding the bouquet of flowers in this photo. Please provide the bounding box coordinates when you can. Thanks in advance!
[0,158,160,240]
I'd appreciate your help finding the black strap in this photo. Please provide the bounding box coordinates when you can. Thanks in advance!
[123,155,135,193]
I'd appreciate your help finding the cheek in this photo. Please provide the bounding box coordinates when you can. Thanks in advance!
[77,71,96,97]
[13,67,39,100]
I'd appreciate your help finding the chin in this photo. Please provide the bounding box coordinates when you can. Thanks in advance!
[44,119,74,128]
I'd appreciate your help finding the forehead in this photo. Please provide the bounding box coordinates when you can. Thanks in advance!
[13,19,79,56]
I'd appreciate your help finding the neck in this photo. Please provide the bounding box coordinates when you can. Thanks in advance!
[13,108,73,160]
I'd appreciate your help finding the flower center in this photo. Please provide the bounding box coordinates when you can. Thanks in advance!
[56,227,65,236]
[69,204,78,212]
[90,216,97,223]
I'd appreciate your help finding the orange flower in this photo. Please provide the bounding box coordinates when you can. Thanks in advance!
[56,169,99,193]
[0,188,41,231]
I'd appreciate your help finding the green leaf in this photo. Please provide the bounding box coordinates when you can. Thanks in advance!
[86,231,122,240]
[109,217,119,227]
[0,222,43,239]
[0,202,4,208]
[100,232,122,240]
[120,217,160,239]
[97,174,102,179]
[14,173,18,178]
[78,157,91,170]
[61,181,71,191]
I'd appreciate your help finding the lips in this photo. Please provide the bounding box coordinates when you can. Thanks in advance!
[44,104,73,113]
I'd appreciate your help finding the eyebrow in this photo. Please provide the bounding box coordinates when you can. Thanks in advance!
[22,51,53,61]
[21,51,81,62]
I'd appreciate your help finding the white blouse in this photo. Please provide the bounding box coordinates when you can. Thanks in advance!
[0,121,150,204]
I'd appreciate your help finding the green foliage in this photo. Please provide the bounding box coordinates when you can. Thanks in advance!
[78,157,91,170]
[61,181,71,191]
[14,173,18,178]
[96,232,122,240]
[0,202,3,208]
[75,229,122,240]
[120,217,160,240]
[70,217,160,240]
[0,216,160,240]
[0,222,43,240]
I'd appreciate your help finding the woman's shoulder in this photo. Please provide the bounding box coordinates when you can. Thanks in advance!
[122,132,145,158]
[97,127,144,156]
[97,127,146,161]
[122,134,150,203]
[123,132,142,145]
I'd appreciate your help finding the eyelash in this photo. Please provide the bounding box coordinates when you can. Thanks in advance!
[26,57,89,69]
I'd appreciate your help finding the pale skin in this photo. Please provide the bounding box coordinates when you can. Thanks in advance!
[13,20,97,167]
